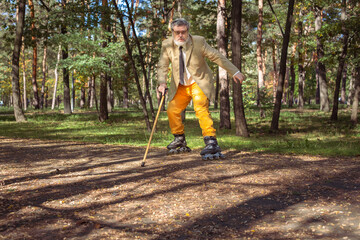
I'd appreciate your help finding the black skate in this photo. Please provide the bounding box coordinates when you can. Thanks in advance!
[167,134,191,154]
[200,136,225,160]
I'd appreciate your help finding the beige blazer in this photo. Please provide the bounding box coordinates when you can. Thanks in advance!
[157,35,240,101]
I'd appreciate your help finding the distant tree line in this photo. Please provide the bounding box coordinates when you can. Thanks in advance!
[1,0,359,130]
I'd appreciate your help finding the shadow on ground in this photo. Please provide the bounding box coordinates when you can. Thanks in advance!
[0,137,359,239]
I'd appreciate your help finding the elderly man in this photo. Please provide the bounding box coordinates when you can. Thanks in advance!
[158,18,245,160]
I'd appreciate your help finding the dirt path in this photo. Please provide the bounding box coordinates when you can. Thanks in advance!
[0,137,359,240]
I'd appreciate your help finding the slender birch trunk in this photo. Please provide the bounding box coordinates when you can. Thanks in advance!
[51,45,61,110]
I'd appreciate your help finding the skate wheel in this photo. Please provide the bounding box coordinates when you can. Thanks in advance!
[214,152,224,159]
[168,149,178,155]
[202,154,213,160]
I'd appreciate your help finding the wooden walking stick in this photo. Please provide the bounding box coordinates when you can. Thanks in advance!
[141,91,166,167]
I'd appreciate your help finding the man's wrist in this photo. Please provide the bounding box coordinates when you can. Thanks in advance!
[232,71,240,78]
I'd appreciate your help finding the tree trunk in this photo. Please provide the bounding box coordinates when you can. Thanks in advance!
[315,5,330,112]
[29,0,39,109]
[61,1,71,114]
[80,85,85,108]
[62,44,71,114]
[99,71,108,121]
[214,71,219,109]
[99,0,109,122]
[177,0,182,17]
[331,0,349,121]
[71,71,75,111]
[107,76,113,112]
[40,46,47,109]
[11,0,26,122]
[272,39,277,103]
[231,0,249,137]
[22,39,27,111]
[348,68,355,106]
[350,66,360,126]
[283,67,289,104]
[256,0,265,107]
[289,45,296,107]
[113,0,151,131]
[51,45,61,110]
[297,9,305,109]
[315,69,320,104]
[90,75,96,108]
[271,0,295,131]
[340,63,347,104]
[217,0,231,129]
[122,62,130,109]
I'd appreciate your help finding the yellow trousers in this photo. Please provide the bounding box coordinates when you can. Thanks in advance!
[167,83,216,137]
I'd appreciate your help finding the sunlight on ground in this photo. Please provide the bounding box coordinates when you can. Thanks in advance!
[1,137,359,239]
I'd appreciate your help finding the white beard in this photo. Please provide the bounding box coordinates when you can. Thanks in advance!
[174,37,189,47]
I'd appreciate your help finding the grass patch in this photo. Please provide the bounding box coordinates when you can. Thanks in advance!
[0,106,359,157]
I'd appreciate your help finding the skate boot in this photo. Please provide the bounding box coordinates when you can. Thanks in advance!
[167,134,191,154]
[200,136,225,160]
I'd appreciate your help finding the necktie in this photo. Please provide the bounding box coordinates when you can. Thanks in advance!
[179,46,185,84]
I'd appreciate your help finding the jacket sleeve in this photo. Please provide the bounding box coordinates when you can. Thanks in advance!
[201,38,240,76]
[157,40,170,85]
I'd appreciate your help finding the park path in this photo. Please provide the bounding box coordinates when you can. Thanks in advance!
[0,136,359,239]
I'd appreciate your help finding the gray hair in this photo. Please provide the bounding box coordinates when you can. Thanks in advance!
[171,18,190,31]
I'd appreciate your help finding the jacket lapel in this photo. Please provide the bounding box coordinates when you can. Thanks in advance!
[185,35,193,66]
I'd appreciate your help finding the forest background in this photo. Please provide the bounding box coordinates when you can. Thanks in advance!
[0,0,359,156]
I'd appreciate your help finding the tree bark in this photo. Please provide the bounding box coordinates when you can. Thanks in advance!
[12,0,27,122]
[89,75,96,108]
[350,66,360,126]
[272,39,277,103]
[122,62,130,109]
[99,0,109,122]
[271,0,295,131]
[29,0,39,109]
[177,0,182,17]
[331,0,349,121]
[22,39,27,111]
[71,71,75,111]
[348,68,355,106]
[80,85,86,108]
[231,0,249,137]
[340,63,347,104]
[51,45,61,110]
[214,71,219,109]
[314,5,330,112]
[40,46,47,109]
[256,0,265,107]
[107,76,113,112]
[61,0,71,114]
[289,45,296,107]
[297,9,305,109]
[217,0,231,129]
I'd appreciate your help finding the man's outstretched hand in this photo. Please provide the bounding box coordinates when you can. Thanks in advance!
[233,72,246,84]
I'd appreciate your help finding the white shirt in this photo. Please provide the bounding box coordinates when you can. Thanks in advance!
[180,48,195,86]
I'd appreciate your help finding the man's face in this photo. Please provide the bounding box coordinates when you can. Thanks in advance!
[172,25,189,43]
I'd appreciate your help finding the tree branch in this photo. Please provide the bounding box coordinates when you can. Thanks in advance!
[38,0,51,12]
[266,0,284,37]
